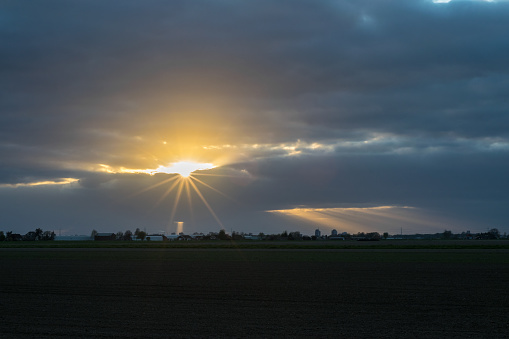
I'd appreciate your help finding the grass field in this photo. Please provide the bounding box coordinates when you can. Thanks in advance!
[2,239,509,249]
[2,247,509,264]
[1,246,508,337]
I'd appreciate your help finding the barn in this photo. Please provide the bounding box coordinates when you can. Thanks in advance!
[94,233,116,241]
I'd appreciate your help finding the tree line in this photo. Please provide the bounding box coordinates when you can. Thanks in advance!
[0,228,56,241]
[1,227,503,242]
[91,228,146,241]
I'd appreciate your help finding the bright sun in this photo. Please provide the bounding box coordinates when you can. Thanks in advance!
[154,161,215,177]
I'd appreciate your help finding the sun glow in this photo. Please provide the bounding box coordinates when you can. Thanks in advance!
[120,161,216,177]
[154,161,215,177]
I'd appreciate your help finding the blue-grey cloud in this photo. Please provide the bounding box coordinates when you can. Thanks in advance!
[1,0,508,235]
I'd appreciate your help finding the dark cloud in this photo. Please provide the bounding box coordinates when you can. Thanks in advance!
[1,0,508,235]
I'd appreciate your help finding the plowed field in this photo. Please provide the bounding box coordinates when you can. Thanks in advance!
[1,249,508,338]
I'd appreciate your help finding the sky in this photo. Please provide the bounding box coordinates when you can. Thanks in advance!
[1,0,508,236]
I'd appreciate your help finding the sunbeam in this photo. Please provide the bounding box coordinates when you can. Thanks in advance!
[187,178,225,229]
[268,206,450,234]
[131,164,229,232]
[128,175,179,199]
[152,176,181,208]
[169,179,185,225]
[184,179,195,225]
[189,176,234,202]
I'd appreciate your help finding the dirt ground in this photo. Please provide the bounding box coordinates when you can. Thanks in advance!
[1,249,508,338]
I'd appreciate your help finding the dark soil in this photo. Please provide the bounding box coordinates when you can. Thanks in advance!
[1,249,508,338]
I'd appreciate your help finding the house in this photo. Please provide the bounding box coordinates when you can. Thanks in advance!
[145,235,168,241]
[94,233,116,241]
[329,236,345,241]
[9,233,23,241]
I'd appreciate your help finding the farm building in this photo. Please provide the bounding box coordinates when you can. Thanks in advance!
[132,234,168,241]
[166,234,193,241]
[329,236,345,241]
[94,233,116,241]
[145,235,167,241]
[8,233,23,241]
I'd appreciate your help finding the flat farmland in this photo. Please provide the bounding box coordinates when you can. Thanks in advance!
[1,248,509,338]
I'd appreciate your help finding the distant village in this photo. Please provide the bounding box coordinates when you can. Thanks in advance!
[0,227,505,242]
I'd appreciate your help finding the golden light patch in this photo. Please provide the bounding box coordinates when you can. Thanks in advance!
[0,178,79,188]
[154,161,215,177]
[266,205,447,234]
[117,161,216,177]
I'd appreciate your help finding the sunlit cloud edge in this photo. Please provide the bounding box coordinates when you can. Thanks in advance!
[0,178,79,188]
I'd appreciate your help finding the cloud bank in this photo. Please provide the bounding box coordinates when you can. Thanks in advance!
[1,0,508,235]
